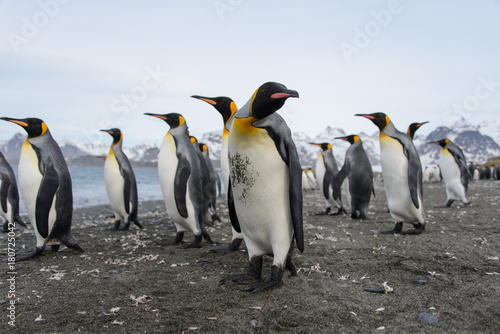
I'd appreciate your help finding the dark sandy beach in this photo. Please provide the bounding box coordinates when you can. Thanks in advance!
[1,179,499,333]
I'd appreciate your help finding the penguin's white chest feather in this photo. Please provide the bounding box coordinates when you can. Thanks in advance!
[104,150,127,219]
[439,149,467,202]
[158,133,197,232]
[379,135,423,222]
[228,125,293,259]
[18,141,57,245]
[315,154,325,190]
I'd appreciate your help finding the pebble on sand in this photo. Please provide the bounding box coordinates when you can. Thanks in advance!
[418,312,439,323]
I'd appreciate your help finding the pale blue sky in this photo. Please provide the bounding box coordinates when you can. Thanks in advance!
[1,0,499,146]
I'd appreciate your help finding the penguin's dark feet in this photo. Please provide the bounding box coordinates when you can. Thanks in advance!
[202,231,213,243]
[285,256,297,276]
[435,200,454,208]
[120,222,131,231]
[16,246,45,261]
[239,265,284,293]
[211,213,221,223]
[220,255,263,286]
[51,245,60,252]
[314,208,331,216]
[61,235,85,252]
[177,234,203,249]
[210,238,243,254]
[159,232,184,246]
[380,222,403,235]
[403,223,425,235]
[112,220,122,231]
[331,207,348,216]
[133,220,144,229]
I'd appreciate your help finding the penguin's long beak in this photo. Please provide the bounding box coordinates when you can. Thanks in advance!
[100,129,113,134]
[271,89,299,99]
[428,141,439,145]
[335,137,348,141]
[354,114,374,120]
[1,117,28,127]
[416,121,429,128]
[144,113,167,120]
[191,95,217,105]
[309,142,321,147]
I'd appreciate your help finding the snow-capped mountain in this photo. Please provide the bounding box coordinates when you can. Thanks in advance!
[1,116,498,169]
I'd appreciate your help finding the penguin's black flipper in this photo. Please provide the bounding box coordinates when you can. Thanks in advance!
[35,163,59,239]
[405,145,422,209]
[332,162,350,200]
[255,115,303,252]
[227,180,241,233]
[322,169,332,200]
[174,154,191,219]
[447,145,470,190]
[0,176,10,212]
[120,166,133,215]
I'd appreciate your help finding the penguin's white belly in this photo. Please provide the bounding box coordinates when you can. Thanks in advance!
[229,132,293,261]
[220,135,230,194]
[380,136,423,222]
[18,142,57,246]
[158,135,198,234]
[104,155,128,220]
[439,150,467,202]
[315,156,325,190]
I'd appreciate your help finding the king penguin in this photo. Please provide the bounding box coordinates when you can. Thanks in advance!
[220,81,303,292]
[189,135,217,223]
[309,142,346,215]
[0,152,26,232]
[429,139,470,207]
[101,128,143,230]
[199,143,222,209]
[1,117,83,259]
[191,95,244,253]
[407,121,428,140]
[332,135,374,219]
[356,113,426,234]
[144,113,212,248]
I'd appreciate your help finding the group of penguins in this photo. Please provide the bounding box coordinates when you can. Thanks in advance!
[0,82,479,292]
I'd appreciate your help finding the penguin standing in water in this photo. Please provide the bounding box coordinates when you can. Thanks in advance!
[356,113,426,234]
[144,113,212,248]
[1,117,83,259]
[191,95,243,253]
[101,128,143,230]
[0,152,26,232]
[310,142,346,215]
[332,135,374,219]
[189,136,217,223]
[220,82,303,292]
[429,139,470,207]
[407,121,428,140]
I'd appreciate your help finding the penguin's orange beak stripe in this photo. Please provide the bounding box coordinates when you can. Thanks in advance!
[9,120,28,127]
[149,115,167,120]
[198,97,217,105]
[271,92,291,99]
[360,115,374,120]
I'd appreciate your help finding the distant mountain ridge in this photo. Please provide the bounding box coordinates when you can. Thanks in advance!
[1,117,499,169]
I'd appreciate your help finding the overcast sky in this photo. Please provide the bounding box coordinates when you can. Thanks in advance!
[1,0,499,146]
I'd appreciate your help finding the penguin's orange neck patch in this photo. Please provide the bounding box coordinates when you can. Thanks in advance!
[233,116,259,134]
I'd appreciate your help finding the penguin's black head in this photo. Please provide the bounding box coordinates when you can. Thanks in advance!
[335,135,360,145]
[429,138,449,148]
[100,128,122,144]
[250,82,299,119]
[355,113,389,131]
[407,121,428,140]
[144,113,186,129]
[191,95,237,124]
[1,117,48,138]
[309,142,331,151]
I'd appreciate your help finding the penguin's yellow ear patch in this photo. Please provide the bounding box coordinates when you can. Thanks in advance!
[190,137,196,144]
[41,122,48,135]
[353,136,360,143]
[385,115,391,127]
[179,116,186,126]
[327,144,332,150]
[445,138,450,145]
[230,101,237,115]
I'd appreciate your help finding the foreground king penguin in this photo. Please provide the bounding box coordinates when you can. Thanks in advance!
[430,139,470,207]
[356,113,426,234]
[1,117,83,259]
[101,128,143,230]
[221,82,303,292]
[191,95,244,253]
[0,152,26,232]
[144,113,212,248]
